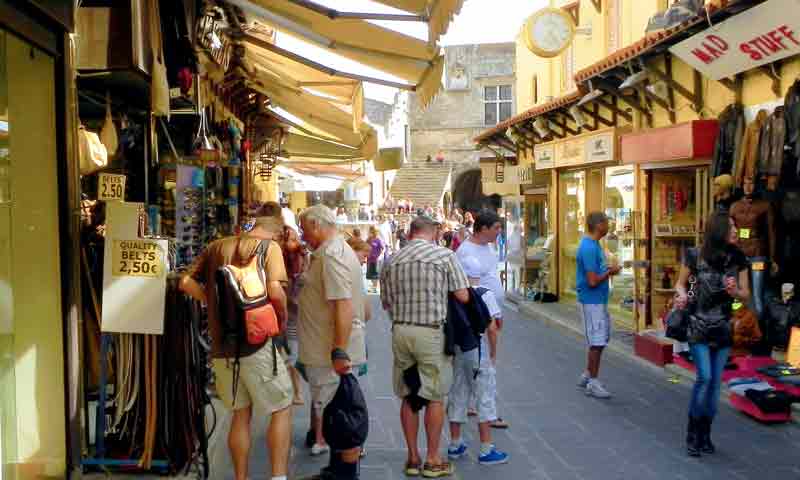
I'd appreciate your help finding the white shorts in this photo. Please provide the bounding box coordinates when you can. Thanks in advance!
[447,339,497,424]
[578,302,611,347]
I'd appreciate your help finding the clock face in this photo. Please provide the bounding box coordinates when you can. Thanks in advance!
[524,8,576,58]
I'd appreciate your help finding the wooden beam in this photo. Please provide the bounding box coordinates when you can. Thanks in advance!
[595,95,633,123]
[718,74,743,103]
[759,61,782,97]
[595,78,651,120]
[646,55,698,109]
[549,115,580,136]
[589,0,601,12]
[579,105,614,127]
[693,69,704,115]
[664,55,677,124]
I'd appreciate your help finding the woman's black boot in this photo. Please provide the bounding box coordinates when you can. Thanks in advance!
[699,416,715,454]
[686,416,701,457]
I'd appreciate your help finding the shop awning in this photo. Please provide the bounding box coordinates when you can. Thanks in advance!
[229,0,448,108]
[277,164,362,192]
[244,68,378,160]
[370,0,465,45]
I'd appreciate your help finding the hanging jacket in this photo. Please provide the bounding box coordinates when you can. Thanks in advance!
[712,104,745,178]
[784,79,800,165]
[766,107,787,191]
[734,110,768,188]
[445,287,492,356]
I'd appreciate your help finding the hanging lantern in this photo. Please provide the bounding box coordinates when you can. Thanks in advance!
[254,129,283,181]
[495,154,505,183]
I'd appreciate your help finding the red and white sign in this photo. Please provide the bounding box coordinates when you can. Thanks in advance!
[670,0,800,81]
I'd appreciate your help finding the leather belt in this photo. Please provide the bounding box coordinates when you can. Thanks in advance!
[393,321,442,329]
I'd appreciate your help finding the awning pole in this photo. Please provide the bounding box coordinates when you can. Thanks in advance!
[285,0,428,21]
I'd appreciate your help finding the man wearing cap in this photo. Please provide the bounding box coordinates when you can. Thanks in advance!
[380,215,470,478]
[179,213,293,480]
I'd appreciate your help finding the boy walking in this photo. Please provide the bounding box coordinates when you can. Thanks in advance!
[576,212,621,399]
[447,257,509,466]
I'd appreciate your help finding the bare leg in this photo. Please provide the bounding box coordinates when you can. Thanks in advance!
[449,422,462,444]
[229,406,252,480]
[400,399,421,465]
[313,406,327,447]
[289,366,304,404]
[267,406,292,477]
[424,401,445,465]
[478,421,491,444]
[587,346,604,378]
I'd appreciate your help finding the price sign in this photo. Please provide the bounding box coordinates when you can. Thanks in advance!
[788,327,800,368]
[98,173,126,201]
[112,240,164,278]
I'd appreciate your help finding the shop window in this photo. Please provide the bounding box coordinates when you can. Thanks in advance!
[558,170,586,301]
[484,85,513,125]
[604,166,635,326]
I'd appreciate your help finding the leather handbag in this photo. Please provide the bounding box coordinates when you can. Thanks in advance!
[666,268,697,342]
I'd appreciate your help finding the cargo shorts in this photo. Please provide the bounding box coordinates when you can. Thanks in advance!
[212,339,293,414]
[392,324,453,402]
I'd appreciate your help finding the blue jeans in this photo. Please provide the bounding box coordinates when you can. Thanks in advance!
[688,343,730,419]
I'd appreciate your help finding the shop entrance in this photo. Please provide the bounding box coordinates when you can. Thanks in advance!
[640,166,711,330]
[558,166,637,330]
[0,29,64,479]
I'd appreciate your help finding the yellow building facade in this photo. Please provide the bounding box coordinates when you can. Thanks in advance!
[484,0,800,333]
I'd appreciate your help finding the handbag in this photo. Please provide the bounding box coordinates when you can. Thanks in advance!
[149,0,170,118]
[665,267,697,342]
[78,126,108,175]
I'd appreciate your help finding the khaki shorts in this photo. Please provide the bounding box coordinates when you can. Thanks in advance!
[305,366,340,416]
[213,340,293,414]
[392,325,453,402]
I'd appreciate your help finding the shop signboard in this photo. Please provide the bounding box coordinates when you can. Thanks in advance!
[585,132,614,164]
[98,173,126,201]
[669,0,800,81]
[558,137,584,167]
[102,236,167,335]
[534,144,555,170]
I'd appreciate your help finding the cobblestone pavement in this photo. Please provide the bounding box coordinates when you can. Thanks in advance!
[209,297,800,480]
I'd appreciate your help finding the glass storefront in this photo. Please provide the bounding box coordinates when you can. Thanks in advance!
[0,29,64,478]
[558,170,586,301]
[604,166,636,328]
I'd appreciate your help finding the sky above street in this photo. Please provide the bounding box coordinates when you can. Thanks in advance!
[275,0,548,103]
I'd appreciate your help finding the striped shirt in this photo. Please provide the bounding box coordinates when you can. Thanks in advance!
[380,239,469,327]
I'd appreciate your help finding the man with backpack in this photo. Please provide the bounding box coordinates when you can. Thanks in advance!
[446,257,509,466]
[179,215,293,480]
[296,205,367,479]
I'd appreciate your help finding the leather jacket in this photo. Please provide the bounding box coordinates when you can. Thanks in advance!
[785,79,800,163]
[760,107,786,190]
[734,110,768,188]
[712,104,744,178]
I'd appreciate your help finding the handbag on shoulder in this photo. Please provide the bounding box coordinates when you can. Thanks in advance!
[665,254,697,342]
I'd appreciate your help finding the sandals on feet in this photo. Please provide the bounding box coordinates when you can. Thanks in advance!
[490,418,509,429]
[405,461,421,477]
[422,462,454,478]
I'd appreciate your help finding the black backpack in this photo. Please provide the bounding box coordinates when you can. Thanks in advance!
[322,374,369,450]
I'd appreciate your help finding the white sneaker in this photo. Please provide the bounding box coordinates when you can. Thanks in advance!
[585,380,611,399]
[577,372,590,389]
[310,443,330,456]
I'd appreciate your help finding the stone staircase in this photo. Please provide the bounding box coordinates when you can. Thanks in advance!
[389,162,452,208]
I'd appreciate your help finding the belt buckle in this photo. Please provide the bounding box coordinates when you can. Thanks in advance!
[738,228,751,239]
[752,261,765,271]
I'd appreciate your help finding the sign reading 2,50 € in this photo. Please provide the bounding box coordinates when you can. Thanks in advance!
[112,240,165,278]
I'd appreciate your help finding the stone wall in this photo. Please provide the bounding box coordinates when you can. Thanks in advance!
[408,42,515,180]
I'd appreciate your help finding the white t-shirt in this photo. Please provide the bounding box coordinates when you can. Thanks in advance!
[379,222,394,252]
[457,239,504,307]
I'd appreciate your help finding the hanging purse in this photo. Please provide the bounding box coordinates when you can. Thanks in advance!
[78,125,108,175]
[665,259,697,342]
[149,0,170,118]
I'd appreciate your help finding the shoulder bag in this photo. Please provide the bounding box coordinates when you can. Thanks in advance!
[665,256,697,342]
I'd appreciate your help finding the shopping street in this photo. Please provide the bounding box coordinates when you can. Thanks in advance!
[202,297,800,480]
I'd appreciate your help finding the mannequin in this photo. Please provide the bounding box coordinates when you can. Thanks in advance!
[713,174,734,211]
[729,175,777,321]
